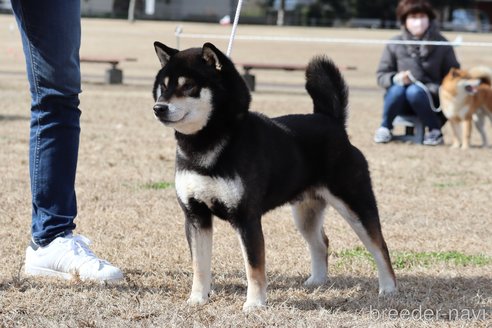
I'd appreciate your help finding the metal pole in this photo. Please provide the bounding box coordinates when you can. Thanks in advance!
[277,0,285,26]
[128,0,136,22]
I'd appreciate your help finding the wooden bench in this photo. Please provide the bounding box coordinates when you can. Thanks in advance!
[238,63,357,91]
[80,57,137,84]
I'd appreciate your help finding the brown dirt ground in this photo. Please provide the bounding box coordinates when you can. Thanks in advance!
[0,14,491,327]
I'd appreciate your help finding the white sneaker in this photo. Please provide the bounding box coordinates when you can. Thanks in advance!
[25,234,123,282]
[423,129,444,146]
[374,127,392,143]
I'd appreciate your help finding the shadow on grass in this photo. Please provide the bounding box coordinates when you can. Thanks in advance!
[212,272,491,318]
[1,270,490,320]
[0,114,28,122]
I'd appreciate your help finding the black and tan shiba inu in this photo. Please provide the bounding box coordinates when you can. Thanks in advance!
[152,42,397,310]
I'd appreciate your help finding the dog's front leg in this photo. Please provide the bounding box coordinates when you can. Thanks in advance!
[449,119,461,148]
[184,204,213,306]
[236,218,267,311]
[462,118,473,149]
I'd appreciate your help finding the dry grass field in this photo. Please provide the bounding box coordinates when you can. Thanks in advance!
[1,14,491,327]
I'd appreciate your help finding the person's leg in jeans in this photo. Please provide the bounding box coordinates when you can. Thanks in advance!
[381,84,409,130]
[374,84,409,143]
[12,0,123,281]
[405,85,441,131]
[12,0,80,247]
[405,84,443,145]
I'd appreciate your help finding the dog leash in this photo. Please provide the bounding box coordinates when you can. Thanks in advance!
[226,0,244,57]
[407,71,442,113]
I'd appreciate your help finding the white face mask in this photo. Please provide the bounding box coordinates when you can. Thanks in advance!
[406,16,429,37]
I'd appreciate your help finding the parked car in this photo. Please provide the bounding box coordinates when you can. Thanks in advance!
[443,8,490,33]
[0,0,12,13]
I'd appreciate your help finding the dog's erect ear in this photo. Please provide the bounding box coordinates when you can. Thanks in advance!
[154,41,178,67]
[450,67,463,78]
[202,42,223,71]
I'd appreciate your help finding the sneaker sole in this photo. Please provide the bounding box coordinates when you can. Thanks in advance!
[423,140,444,146]
[25,265,73,280]
[25,265,123,283]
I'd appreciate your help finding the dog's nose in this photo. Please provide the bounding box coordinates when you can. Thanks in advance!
[153,103,169,115]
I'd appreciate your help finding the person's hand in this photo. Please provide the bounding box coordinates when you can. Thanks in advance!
[392,71,412,86]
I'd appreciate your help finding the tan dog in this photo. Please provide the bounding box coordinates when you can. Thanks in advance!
[440,67,492,149]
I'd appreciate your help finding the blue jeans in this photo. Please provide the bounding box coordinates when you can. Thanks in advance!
[381,84,441,131]
[12,0,82,246]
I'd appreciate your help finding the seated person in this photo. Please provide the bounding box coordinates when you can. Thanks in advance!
[374,0,459,145]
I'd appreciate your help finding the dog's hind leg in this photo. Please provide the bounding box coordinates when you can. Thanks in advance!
[473,110,488,147]
[236,216,267,311]
[184,203,214,306]
[321,187,397,295]
[291,194,328,286]
[320,181,396,295]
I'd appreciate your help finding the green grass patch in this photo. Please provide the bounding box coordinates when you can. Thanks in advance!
[333,246,491,269]
[433,180,466,189]
[392,251,491,269]
[143,181,174,190]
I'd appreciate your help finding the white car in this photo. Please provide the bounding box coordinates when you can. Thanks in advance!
[0,0,12,13]
[443,9,490,33]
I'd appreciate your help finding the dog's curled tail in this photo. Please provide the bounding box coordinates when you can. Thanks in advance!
[469,66,492,86]
[305,56,348,126]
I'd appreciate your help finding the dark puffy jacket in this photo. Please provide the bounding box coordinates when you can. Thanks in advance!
[376,23,460,97]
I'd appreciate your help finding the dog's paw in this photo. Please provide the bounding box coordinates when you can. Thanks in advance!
[451,142,461,149]
[187,293,209,306]
[379,285,398,297]
[303,275,328,287]
[242,299,266,312]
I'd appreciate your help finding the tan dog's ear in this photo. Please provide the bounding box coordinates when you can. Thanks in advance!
[450,67,460,78]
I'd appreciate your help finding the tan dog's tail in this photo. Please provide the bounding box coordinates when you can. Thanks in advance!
[469,66,492,86]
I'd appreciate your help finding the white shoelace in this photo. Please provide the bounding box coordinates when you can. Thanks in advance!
[64,235,110,270]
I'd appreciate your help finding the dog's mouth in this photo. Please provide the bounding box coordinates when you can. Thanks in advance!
[464,84,478,94]
[463,79,481,95]
[156,113,188,126]
[153,103,188,126]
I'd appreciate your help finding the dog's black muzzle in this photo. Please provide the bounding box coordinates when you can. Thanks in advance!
[153,103,169,118]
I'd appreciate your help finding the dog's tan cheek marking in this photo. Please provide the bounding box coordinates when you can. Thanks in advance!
[171,88,213,135]
[315,188,396,294]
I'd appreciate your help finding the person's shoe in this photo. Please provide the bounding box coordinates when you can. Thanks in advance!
[423,129,444,146]
[374,127,392,143]
[25,234,123,282]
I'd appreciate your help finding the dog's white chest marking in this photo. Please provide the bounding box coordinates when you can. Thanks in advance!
[175,170,244,209]
[458,106,470,119]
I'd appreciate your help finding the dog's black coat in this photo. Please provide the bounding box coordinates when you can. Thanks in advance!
[152,42,394,306]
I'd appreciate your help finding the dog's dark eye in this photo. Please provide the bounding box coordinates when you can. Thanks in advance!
[182,82,195,92]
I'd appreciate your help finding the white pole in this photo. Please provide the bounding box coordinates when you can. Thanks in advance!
[277,0,285,26]
[128,0,136,22]
[226,0,244,57]
[145,0,155,16]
